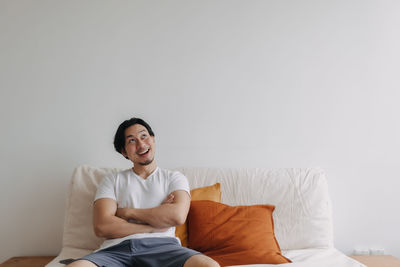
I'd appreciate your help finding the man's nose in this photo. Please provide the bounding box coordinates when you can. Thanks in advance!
[136,139,146,148]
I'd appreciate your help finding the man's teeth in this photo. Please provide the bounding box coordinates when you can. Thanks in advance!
[139,149,149,155]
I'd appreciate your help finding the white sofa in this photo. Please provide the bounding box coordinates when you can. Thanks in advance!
[46,165,365,267]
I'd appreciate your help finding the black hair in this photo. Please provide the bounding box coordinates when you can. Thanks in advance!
[113,117,155,156]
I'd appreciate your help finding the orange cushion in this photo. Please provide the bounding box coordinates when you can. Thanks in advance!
[187,200,291,266]
[176,183,221,247]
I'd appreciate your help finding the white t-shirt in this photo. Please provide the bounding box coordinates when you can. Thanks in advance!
[95,167,190,250]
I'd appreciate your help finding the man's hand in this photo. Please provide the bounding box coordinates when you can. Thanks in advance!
[116,208,130,221]
[162,193,175,204]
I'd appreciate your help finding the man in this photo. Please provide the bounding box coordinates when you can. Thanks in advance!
[68,118,219,267]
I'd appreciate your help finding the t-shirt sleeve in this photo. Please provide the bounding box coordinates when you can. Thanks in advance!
[168,171,191,197]
[94,172,117,202]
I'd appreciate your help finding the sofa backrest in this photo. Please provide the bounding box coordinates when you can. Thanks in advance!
[176,167,334,250]
[62,165,333,251]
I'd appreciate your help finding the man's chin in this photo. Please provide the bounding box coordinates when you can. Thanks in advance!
[138,158,154,166]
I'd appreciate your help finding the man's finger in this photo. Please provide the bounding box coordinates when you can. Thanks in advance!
[162,194,175,204]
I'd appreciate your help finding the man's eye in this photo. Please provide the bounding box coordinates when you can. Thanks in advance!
[128,139,135,143]
[141,134,148,139]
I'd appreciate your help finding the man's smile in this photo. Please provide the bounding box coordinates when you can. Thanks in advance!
[138,148,150,156]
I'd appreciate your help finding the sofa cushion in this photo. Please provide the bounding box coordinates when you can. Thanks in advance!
[175,183,221,247]
[62,165,118,250]
[187,200,291,265]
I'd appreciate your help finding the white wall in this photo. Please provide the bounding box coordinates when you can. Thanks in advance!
[1,0,400,262]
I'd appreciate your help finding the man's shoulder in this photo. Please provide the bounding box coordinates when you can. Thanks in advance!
[157,168,186,179]
[158,168,189,192]
[109,168,132,179]
[118,168,133,175]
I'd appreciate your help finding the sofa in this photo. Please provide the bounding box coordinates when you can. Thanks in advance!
[46,165,365,267]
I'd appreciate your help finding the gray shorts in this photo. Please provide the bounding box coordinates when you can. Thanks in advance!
[80,237,200,267]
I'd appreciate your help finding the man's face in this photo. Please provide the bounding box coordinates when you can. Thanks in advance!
[122,124,155,166]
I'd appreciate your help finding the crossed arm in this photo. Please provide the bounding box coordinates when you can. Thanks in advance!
[93,190,190,239]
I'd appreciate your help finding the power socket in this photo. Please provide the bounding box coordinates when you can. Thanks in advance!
[353,247,370,255]
[369,247,385,255]
[353,247,385,256]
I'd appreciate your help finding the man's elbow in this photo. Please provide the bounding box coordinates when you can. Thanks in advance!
[94,223,109,238]
[172,212,187,226]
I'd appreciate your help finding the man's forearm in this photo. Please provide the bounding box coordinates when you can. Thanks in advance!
[118,203,187,229]
[116,191,190,229]
[94,214,163,239]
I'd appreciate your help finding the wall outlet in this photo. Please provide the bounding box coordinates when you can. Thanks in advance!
[353,247,370,255]
[353,247,385,256]
[369,247,385,255]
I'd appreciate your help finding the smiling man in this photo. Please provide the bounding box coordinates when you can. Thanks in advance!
[67,118,219,267]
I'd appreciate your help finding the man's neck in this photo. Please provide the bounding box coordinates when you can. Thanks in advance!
[133,162,158,179]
